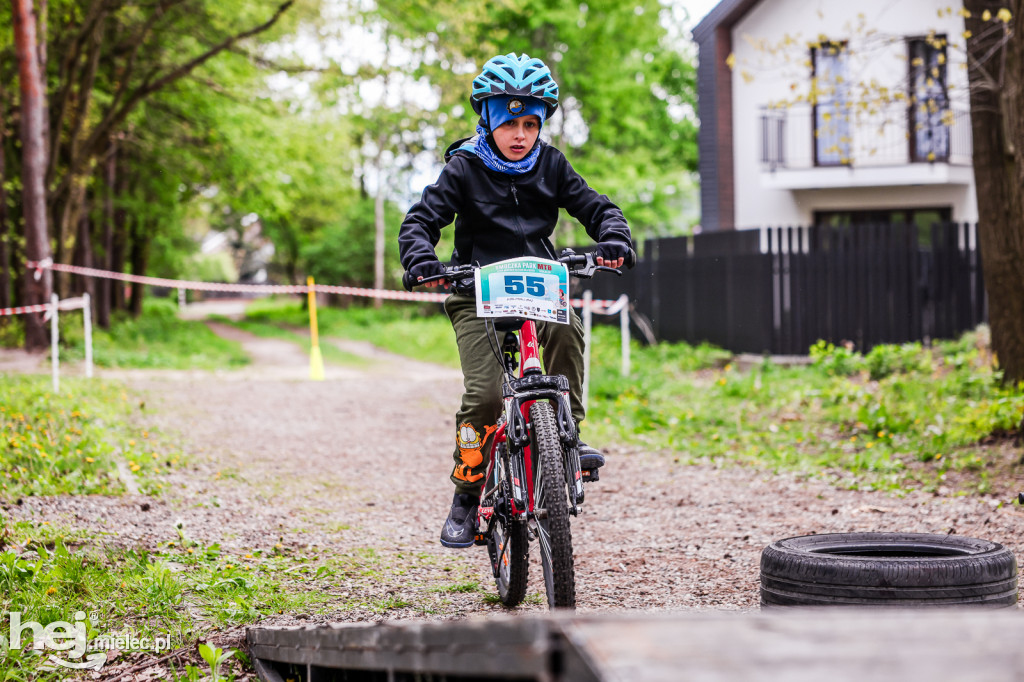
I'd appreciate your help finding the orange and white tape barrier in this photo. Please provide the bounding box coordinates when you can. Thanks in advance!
[1,303,52,317]
[24,261,626,312]
[1,296,90,318]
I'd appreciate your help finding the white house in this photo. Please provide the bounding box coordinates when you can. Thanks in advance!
[693,0,978,232]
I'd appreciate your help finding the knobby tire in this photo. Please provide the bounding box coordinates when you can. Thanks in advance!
[487,446,529,607]
[761,532,1018,607]
[530,400,576,609]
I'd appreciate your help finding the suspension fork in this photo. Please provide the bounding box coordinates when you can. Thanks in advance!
[517,320,584,512]
[518,321,542,511]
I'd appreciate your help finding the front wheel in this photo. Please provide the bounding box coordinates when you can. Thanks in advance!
[530,401,576,609]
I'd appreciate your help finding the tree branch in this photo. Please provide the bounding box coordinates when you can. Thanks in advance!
[228,45,329,74]
[104,0,191,133]
[83,0,295,159]
[46,0,111,186]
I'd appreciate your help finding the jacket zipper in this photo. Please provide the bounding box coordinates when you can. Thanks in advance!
[510,179,526,254]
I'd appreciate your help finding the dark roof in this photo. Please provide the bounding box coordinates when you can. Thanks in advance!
[692,0,764,42]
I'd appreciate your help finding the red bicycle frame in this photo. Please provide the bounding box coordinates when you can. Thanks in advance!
[479,319,543,519]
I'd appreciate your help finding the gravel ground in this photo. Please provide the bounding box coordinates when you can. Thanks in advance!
[5,323,1024,679]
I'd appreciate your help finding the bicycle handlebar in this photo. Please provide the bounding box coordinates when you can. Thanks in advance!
[402,248,636,292]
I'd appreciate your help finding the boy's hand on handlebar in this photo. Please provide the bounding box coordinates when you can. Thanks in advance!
[409,260,447,287]
[595,255,624,269]
[595,241,634,269]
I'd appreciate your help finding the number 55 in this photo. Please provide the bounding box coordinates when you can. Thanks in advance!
[504,275,545,296]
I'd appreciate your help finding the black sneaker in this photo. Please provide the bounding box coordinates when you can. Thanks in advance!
[581,440,602,477]
[440,493,479,548]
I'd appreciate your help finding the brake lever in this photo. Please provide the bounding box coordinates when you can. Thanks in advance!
[594,265,623,276]
[418,273,450,285]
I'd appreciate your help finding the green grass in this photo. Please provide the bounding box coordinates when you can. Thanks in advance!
[21,292,1024,495]
[0,514,469,680]
[0,377,178,499]
[59,298,249,370]
[4,296,1020,678]
[221,316,369,366]
[586,325,1024,494]
[242,298,1023,494]
[244,297,459,368]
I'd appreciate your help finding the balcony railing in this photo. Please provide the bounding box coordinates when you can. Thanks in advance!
[759,103,973,171]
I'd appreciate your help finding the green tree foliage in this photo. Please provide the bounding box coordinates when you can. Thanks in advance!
[379,0,698,240]
[3,0,700,332]
[360,0,699,242]
[301,197,404,287]
[0,0,307,317]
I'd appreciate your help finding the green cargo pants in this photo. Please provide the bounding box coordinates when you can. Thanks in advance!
[443,293,586,496]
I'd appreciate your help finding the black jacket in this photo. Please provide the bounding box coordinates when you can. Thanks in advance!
[399,140,631,270]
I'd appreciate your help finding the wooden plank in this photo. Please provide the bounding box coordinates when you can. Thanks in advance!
[564,610,1024,682]
[248,617,593,681]
[251,610,1024,682]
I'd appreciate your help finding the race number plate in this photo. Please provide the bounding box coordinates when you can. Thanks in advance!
[475,257,570,324]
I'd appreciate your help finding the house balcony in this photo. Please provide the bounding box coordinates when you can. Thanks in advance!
[758,103,974,190]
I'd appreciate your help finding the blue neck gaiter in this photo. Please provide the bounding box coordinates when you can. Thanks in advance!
[457,95,547,175]
[458,126,541,175]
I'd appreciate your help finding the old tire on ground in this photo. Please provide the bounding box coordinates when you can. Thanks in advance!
[760,532,1018,608]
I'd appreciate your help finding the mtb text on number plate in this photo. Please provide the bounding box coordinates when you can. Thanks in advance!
[474,257,570,325]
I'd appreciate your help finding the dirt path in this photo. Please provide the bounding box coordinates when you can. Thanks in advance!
[9,324,1024,637]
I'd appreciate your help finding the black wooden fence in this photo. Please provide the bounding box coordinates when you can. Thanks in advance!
[577,222,986,355]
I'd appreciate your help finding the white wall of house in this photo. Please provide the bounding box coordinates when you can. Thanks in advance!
[730,0,977,229]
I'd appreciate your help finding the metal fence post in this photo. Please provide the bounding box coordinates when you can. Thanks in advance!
[83,292,93,378]
[50,293,59,393]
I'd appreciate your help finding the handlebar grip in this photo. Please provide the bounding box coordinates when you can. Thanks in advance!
[402,271,416,292]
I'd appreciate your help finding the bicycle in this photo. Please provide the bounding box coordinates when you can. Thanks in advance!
[405,249,627,609]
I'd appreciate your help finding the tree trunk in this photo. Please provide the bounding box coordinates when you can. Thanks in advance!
[12,0,53,351]
[111,167,127,312]
[72,196,95,304]
[97,141,115,328]
[36,0,47,171]
[55,176,88,298]
[129,218,148,317]
[53,13,105,300]
[965,1,1024,384]
[0,89,10,309]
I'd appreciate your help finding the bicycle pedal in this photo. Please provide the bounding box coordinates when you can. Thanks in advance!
[582,468,600,483]
[473,534,488,546]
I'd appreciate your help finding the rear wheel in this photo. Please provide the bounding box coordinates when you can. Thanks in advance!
[490,508,529,607]
[485,445,528,607]
[530,401,576,609]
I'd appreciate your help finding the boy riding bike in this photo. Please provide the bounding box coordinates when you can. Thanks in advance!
[398,52,633,548]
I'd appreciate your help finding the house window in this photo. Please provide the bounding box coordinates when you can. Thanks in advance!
[812,42,851,166]
[909,37,949,161]
[814,207,952,230]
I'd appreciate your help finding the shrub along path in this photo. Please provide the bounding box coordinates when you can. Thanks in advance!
[7,325,1024,679]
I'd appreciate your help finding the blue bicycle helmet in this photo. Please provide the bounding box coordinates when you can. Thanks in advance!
[471,53,559,118]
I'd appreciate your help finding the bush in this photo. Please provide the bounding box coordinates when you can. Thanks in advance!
[864,342,931,380]
[810,340,865,376]
[0,317,25,348]
[59,298,249,370]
